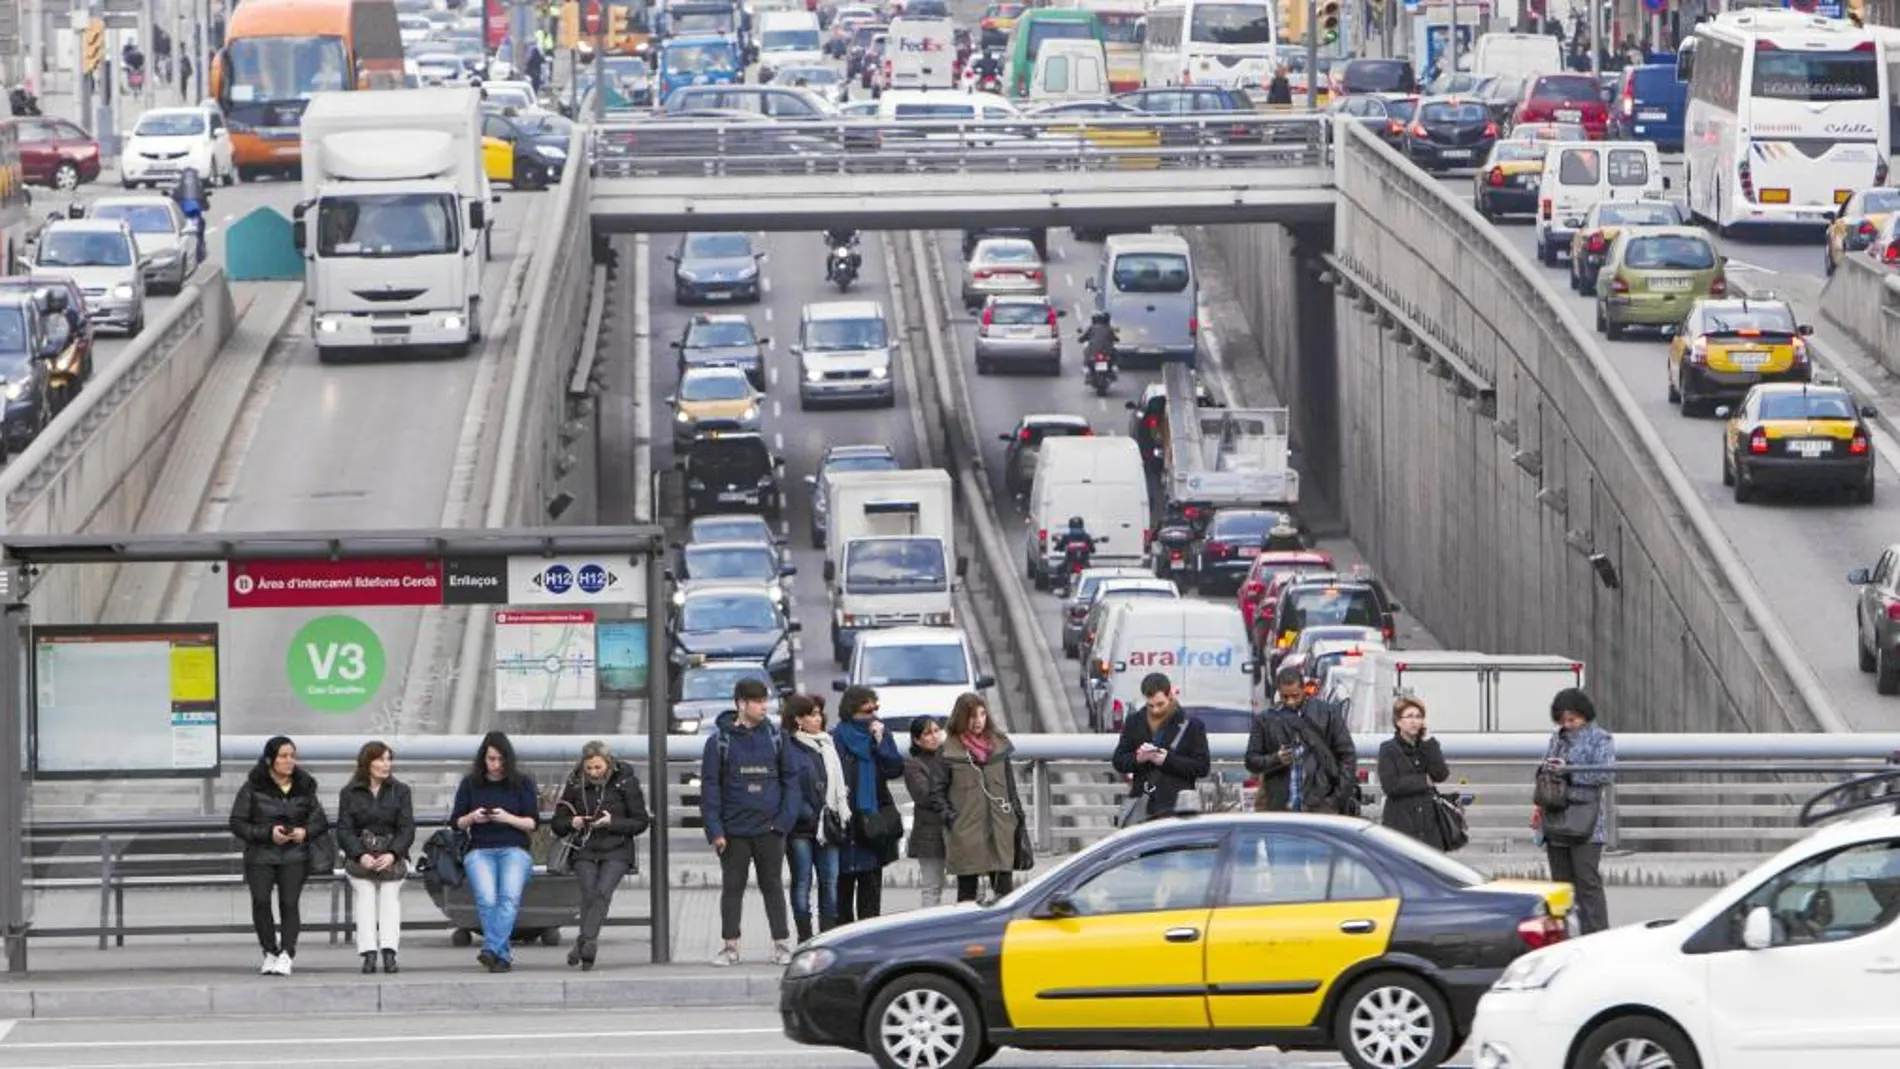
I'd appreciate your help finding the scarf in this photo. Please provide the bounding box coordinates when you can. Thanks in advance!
[961,731,993,765]
[833,718,883,814]
[796,729,849,835]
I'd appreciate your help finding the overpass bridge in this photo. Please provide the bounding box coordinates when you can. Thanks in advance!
[587,113,1335,231]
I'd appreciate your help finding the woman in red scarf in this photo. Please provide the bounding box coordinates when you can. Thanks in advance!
[941,693,1023,902]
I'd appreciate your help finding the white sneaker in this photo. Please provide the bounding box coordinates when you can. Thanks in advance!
[771,941,794,966]
[260,953,278,975]
[277,954,294,976]
[711,946,741,967]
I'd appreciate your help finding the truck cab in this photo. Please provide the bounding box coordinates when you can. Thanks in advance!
[823,468,962,665]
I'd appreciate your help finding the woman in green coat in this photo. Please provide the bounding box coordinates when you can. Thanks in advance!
[940,692,1021,902]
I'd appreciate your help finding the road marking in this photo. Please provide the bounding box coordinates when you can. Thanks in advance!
[773,431,785,451]
[771,399,782,419]
[762,306,773,322]
[1723,258,1770,274]
[768,366,779,388]
[1064,272,1075,288]
[220,213,233,223]
[0,1028,789,1050]
[761,277,773,296]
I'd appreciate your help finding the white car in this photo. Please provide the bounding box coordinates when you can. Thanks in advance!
[398,13,432,44]
[480,79,538,111]
[836,627,994,731]
[87,194,200,294]
[120,105,234,189]
[1470,802,1900,1069]
[414,52,464,86]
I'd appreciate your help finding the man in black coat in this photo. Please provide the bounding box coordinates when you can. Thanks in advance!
[1245,667,1358,813]
[1111,673,1212,823]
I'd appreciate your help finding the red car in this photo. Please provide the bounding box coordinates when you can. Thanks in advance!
[17,117,101,191]
[1238,549,1335,632]
[1511,73,1608,140]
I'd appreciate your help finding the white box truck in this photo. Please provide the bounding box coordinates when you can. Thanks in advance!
[823,469,962,665]
[1341,650,1586,734]
[293,87,494,361]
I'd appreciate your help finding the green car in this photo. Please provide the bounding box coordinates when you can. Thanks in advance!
[1593,226,1727,341]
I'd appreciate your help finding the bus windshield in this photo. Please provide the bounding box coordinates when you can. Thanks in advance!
[665,42,739,75]
[1751,47,1880,102]
[1190,3,1273,46]
[225,35,350,103]
[1028,18,1096,57]
[1096,11,1142,44]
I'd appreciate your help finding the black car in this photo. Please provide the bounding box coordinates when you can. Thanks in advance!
[671,540,796,603]
[1333,56,1417,94]
[668,581,799,693]
[0,291,67,455]
[1193,507,1294,595]
[804,443,901,549]
[1403,95,1497,172]
[1113,86,1261,146]
[480,109,570,190]
[998,414,1091,498]
[673,313,770,390]
[780,812,1574,1069]
[678,430,785,521]
[1329,92,1417,150]
[1266,572,1402,669]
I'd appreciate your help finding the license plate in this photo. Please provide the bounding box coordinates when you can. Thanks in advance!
[1093,360,1110,370]
[1648,277,1693,292]
[1791,439,1833,457]
[703,291,733,301]
[1555,109,1581,121]
[372,335,406,346]
[717,490,751,502]
[1639,109,1667,120]
[1440,149,1472,159]
[1727,349,1769,369]
[1006,326,1039,337]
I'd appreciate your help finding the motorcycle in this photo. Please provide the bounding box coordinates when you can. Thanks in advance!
[1053,535,1107,597]
[8,87,39,116]
[1153,524,1195,582]
[827,244,858,292]
[1084,348,1117,397]
[975,71,1001,94]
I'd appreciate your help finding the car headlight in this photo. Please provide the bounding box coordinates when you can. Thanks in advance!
[740,405,758,422]
[785,947,837,977]
[678,270,701,282]
[805,368,824,383]
[317,317,342,334]
[870,365,889,379]
[3,381,22,401]
[541,144,568,160]
[676,410,692,423]
[440,313,466,332]
[674,718,700,734]
[1492,948,1576,992]
[111,284,134,300]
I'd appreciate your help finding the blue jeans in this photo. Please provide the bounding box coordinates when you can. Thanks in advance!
[463,846,532,960]
[786,835,839,922]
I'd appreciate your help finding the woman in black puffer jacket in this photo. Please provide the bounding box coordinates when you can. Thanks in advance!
[228,735,330,977]
[552,740,651,970]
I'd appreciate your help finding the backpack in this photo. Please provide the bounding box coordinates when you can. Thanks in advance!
[715,722,783,784]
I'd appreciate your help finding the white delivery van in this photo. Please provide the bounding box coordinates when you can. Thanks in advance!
[884,16,957,90]
[1341,650,1586,734]
[1086,600,1253,733]
[757,9,825,71]
[1471,32,1563,82]
[1025,435,1150,586]
[1534,140,1667,266]
[1030,38,1108,104]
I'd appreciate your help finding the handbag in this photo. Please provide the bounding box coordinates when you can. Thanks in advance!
[343,830,409,882]
[1005,768,1034,872]
[1534,736,1572,809]
[822,808,849,845]
[1543,786,1601,846]
[851,805,904,844]
[1432,792,1471,853]
[418,828,469,890]
[306,830,337,877]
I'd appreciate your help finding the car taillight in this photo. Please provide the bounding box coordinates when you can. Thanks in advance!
[1188,316,1198,336]
[973,269,993,279]
[1859,221,1877,240]
[1018,428,1032,441]
[1206,541,1229,556]
[1183,506,1199,520]
[1688,338,1707,364]
[1885,241,1900,265]
[1540,198,1552,220]
[1852,434,1870,455]
[1886,602,1900,623]
[1110,698,1124,731]
[980,305,994,327]
[1081,427,1094,436]
[1620,93,1633,118]
[1410,123,1427,138]
[1026,269,1043,281]
[1244,581,1264,598]
[1045,307,1057,328]
[1710,277,1727,296]
[1611,278,1629,294]
[1487,167,1504,188]
[1586,233,1605,254]
[1749,430,1769,454]
[1038,528,1048,550]
[1386,120,1402,136]
[1483,121,1497,138]
[1792,338,1810,365]
[1143,528,1153,550]
[1144,415,1158,429]
[1517,911,1568,950]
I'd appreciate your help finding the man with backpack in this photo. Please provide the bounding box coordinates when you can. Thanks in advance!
[1245,666,1359,814]
[699,678,798,967]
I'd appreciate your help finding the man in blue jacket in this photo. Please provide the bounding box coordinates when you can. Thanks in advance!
[700,677,798,966]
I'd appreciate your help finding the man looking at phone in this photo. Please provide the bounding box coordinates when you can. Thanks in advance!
[700,678,798,968]
[1245,666,1358,814]
[1110,673,1211,825]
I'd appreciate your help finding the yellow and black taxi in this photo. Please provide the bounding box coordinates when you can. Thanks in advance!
[1472,139,1548,219]
[1593,226,1726,340]
[1826,186,1900,275]
[1666,297,1812,417]
[1720,381,1878,505]
[668,365,763,445]
[479,108,571,191]
[1566,197,1687,294]
[781,813,1571,1069]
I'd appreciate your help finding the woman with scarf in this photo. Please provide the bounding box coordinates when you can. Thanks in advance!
[942,693,1023,902]
[1376,697,1451,849]
[903,716,952,908]
[783,694,846,939]
[831,685,905,924]
[228,736,330,977]
[552,740,651,970]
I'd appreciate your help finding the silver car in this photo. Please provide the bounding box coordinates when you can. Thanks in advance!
[804,443,900,548]
[973,294,1064,375]
[33,220,145,336]
[794,300,895,409]
[88,195,198,294]
[960,237,1047,311]
[1061,568,1173,657]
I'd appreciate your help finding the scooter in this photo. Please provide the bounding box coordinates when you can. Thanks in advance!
[1053,535,1108,597]
[1153,524,1194,583]
[1084,347,1117,397]
[827,243,858,292]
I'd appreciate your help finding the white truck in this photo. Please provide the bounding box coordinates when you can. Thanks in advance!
[1156,362,1300,511]
[822,469,962,666]
[885,16,957,90]
[293,87,494,361]
[1339,650,1586,734]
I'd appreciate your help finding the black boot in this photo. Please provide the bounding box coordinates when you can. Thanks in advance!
[567,937,584,968]
[580,937,598,971]
[360,951,377,974]
[818,913,839,933]
[794,912,813,943]
[381,949,399,975]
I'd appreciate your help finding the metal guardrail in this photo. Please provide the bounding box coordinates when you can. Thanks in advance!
[589,114,1333,177]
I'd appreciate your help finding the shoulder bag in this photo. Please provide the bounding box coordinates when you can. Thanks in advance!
[1534,735,1572,810]
[418,827,470,890]
[1432,792,1471,853]
[1290,710,1362,816]
[343,830,410,882]
[1115,721,1185,828]
[1543,785,1601,846]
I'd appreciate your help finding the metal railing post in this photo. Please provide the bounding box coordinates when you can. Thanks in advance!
[1034,759,1054,853]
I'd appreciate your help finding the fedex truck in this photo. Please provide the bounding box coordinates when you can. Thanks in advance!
[886,16,957,89]
[1085,600,1253,732]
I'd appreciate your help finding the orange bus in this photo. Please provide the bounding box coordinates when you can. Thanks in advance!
[210,0,406,179]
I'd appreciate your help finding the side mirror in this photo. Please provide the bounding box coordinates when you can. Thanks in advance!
[1056,308,1068,317]
[663,394,677,405]
[662,568,676,582]
[786,620,802,633]
[1797,324,1815,337]
[1083,277,1097,291]
[469,201,486,231]
[1720,255,1729,265]
[673,458,687,472]
[1849,567,1874,584]
[1037,893,1079,919]
[1742,905,1774,951]
[975,673,996,689]
[781,564,798,577]
[955,555,969,578]
[1123,400,1138,411]
[831,678,847,692]
[774,457,787,470]
[823,560,836,582]
[670,340,684,349]
[666,253,681,263]
[1660,323,1678,338]
[1388,601,1403,614]
[998,432,1013,442]
[1662,176,1670,190]
[1863,405,1881,419]
[788,345,803,356]
[759,336,772,347]
[1714,405,1733,419]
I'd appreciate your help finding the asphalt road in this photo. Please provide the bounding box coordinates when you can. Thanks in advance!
[1433,154,1900,730]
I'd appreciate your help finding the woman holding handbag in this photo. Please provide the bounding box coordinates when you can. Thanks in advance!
[336,740,415,975]
[1535,688,1616,934]
[831,686,905,924]
[942,694,1023,903]
[1376,698,1452,849]
[552,740,651,970]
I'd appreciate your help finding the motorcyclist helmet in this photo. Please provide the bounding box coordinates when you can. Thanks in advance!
[1091,310,1110,325]
[1067,516,1086,533]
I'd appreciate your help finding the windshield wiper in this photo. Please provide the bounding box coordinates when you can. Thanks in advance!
[877,677,962,687]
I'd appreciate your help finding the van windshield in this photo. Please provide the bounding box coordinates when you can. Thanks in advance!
[805,316,888,350]
[1111,252,1190,294]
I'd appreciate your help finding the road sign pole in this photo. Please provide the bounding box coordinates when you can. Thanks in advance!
[1305,0,1317,108]
[643,550,670,965]
[1,599,26,973]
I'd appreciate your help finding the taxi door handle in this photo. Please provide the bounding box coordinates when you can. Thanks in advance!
[1164,927,1202,943]
[1340,919,1378,935]
[1867,959,1900,974]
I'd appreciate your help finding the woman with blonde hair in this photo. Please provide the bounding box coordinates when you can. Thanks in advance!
[336,740,415,974]
[1375,697,1451,848]
[552,739,651,970]
[942,693,1024,902]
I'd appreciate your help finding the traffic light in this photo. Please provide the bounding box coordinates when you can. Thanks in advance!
[559,0,580,47]
[82,18,105,75]
[607,4,627,47]
[1317,0,1339,44]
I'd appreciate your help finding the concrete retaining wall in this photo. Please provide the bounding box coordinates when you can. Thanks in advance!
[0,268,238,624]
[1195,123,1831,735]
[1819,255,1900,373]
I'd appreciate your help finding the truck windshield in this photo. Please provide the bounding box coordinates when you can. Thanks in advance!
[666,42,740,74]
[317,193,459,258]
[844,538,947,593]
[225,35,350,105]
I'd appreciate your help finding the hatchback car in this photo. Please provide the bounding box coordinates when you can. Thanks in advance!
[668,582,799,693]
[1061,568,1175,658]
[1267,573,1401,665]
[1238,548,1337,632]
[19,117,100,191]
[0,291,65,454]
[998,412,1092,497]
[1567,198,1689,293]
[673,313,769,389]
[87,195,199,294]
[670,659,782,735]
[671,539,795,606]
[687,512,781,548]
[782,813,1572,1069]
[670,231,765,305]
[1402,95,1497,172]
[669,366,763,444]
[1595,227,1726,340]
[973,294,1063,375]
[1826,186,1900,275]
[1330,92,1418,150]
[1667,298,1812,416]
[1511,72,1608,139]
[678,431,786,520]
[1720,382,1876,505]
[121,105,235,189]
[961,238,1047,311]
[32,220,144,336]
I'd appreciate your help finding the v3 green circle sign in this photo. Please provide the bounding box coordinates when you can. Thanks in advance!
[287,615,386,713]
